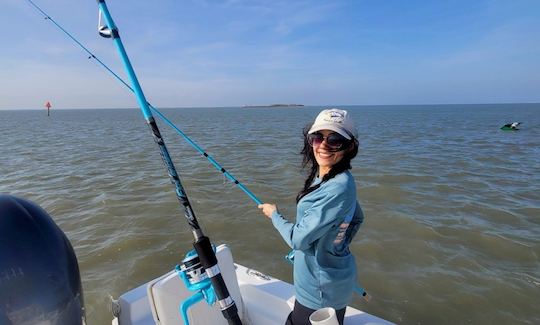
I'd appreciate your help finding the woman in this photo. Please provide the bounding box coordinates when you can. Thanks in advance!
[259,108,364,325]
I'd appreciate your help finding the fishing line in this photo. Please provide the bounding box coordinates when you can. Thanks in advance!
[25,0,262,206]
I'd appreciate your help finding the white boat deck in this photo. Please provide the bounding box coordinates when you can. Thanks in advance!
[112,245,394,325]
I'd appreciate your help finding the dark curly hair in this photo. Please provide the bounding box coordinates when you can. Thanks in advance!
[296,124,359,203]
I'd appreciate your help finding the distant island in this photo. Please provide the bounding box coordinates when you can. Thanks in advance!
[242,104,304,108]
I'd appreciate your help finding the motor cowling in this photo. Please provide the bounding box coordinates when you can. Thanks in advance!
[0,195,85,324]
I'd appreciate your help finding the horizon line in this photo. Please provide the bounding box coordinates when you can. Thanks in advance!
[1,102,540,111]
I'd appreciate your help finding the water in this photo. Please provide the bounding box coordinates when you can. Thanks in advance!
[1,104,539,324]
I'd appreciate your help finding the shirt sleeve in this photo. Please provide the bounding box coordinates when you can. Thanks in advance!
[343,201,364,246]
[270,182,355,250]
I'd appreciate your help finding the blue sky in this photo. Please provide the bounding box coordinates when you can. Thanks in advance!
[1,0,539,109]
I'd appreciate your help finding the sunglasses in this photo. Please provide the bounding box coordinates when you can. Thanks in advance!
[307,132,350,151]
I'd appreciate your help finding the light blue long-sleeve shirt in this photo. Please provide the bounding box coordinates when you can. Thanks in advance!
[271,170,364,310]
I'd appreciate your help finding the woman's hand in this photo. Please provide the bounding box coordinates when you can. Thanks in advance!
[258,203,278,219]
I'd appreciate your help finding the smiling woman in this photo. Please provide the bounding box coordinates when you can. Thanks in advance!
[258,108,363,325]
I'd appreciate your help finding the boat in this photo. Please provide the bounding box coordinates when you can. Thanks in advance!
[111,244,394,325]
[501,122,521,131]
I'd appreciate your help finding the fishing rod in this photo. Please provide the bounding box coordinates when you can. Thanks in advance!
[96,1,242,324]
[25,0,262,206]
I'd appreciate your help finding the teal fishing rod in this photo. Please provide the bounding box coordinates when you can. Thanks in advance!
[25,0,262,206]
[96,1,242,324]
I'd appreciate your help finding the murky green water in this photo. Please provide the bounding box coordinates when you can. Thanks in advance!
[1,104,539,324]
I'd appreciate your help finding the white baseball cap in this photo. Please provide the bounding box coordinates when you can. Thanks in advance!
[308,108,357,140]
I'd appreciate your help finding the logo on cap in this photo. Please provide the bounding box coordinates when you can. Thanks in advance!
[324,110,345,123]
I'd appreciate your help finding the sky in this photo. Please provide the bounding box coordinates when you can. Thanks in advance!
[1,0,540,109]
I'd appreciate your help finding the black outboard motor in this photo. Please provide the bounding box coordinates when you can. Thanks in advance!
[0,195,85,324]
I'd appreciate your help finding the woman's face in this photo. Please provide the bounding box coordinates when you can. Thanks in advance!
[312,130,346,170]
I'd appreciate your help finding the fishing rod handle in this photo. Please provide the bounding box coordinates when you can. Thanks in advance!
[194,237,242,325]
